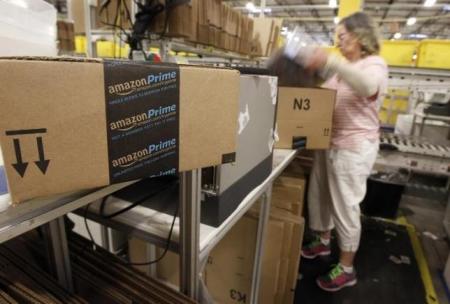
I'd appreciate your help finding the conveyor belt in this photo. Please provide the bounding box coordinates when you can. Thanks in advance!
[377,133,450,176]
[380,133,450,159]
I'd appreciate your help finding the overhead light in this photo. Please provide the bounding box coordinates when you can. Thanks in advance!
[301,42,307,47]
[424,0,436,7]
[409,33,428,39]
[329,0,338,8]
[394,32,402,39]
[245,3,271,13]
[246,2,256,11]
[407,17,416,26]
[334,17,340,24]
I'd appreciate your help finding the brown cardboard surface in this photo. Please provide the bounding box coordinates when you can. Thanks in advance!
[0,58,239,203]
[0,59,109,203]
[96,0,133,30]
[151,0,198,41]
[275,87,336,150]
[283,220,304,304]
[252,18,282,57]
[206,208,305,304]
[128,237,150,275]
[198,0,209,27]
[206,215,257,304]
[277,87,335,121]
[70,0,86,34]
[179,66,239,170]
[275,120,333,149]
[272,176,305,216]
[197,24,209,44]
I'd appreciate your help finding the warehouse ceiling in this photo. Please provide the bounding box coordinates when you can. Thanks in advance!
[227,0,450,45]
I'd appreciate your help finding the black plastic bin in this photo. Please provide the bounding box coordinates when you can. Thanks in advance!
[361,174,406,219]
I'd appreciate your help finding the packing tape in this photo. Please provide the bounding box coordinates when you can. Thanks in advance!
[274,124,280,142]
[269,77,278,105]
[268,128,275,152]
[238,104,250,135]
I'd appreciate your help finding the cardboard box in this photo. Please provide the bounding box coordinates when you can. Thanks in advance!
[272,175,305,217]
[205,0,221,28]
[275,87,336,150]
[206,215,257,304]
[96,0,133,30]
[251,17,281,57]
[206,208,305,304]
[0,58,239,203]
[150,0,198,41]
[197,24,209,45]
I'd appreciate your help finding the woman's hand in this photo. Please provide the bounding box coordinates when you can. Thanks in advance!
[302,48,329,72]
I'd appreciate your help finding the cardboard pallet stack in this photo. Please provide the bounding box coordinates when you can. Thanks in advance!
[71,0,254,55]
[57,20,75,52]
[197,0,221,47]
[150,0,199,42]
[130,171,307,304]
[251,17,282,57]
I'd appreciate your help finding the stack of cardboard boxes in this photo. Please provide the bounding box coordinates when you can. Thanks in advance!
[251,17,283,57]
[151,0,199,42]
[130,171,307,304]
[57,20,75,52]
[205,198,305,304]
[71,0,256,55]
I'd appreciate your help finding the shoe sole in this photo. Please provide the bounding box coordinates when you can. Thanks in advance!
[316,278,357,292]
[301,250,331,259]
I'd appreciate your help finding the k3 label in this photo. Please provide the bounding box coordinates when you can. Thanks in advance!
[293,98,311,111]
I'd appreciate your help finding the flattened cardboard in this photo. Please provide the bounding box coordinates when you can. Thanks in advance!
[0,58,239,203]
[275,87,336,150]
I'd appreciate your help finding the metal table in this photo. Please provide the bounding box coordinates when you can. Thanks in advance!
[83,149,298,304]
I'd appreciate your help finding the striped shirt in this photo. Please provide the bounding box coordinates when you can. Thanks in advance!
[322,55,388,151]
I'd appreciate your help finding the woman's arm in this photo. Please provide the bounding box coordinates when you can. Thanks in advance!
[304,49,386,99]
[323,55,382,99]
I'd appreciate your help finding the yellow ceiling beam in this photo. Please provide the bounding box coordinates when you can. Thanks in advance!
[338,0,363,19]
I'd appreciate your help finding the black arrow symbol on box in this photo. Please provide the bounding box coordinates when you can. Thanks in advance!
[35,137,50,174]
[12,138,28,177]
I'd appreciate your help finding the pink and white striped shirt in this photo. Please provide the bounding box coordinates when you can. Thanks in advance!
[322,55,388,151]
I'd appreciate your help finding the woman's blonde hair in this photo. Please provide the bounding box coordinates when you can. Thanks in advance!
[339,12,381,56]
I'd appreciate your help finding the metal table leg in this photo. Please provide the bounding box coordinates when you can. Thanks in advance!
[249,185,273,304]
[179,169,201,300]
[43,217,74,292]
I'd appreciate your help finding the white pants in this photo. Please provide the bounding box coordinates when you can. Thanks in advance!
[308,139,379,252]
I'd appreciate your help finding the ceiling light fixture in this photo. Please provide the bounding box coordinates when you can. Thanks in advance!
[334,17,340,24]
[409,33,428,39]
[245,2,256,11]
[394,32,402,39]
[424,0,436,7]
[406,17,416,26]
[329,0,338,8]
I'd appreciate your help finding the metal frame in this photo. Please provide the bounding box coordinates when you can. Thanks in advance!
[80,149,298,302]
[179,169,202,299]
[43,217,74,292]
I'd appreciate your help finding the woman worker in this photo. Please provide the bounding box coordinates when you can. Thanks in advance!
[299,12,388,292]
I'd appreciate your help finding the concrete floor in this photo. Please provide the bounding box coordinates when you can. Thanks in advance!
[400,194,450,304]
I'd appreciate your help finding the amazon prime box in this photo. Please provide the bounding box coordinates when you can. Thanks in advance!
[0,57,239,203]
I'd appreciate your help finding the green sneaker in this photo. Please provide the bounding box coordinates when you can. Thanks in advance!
[301,235,331,259]
[316,264,357,292]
